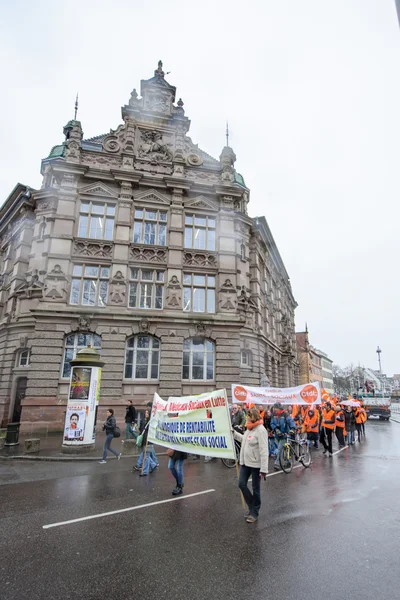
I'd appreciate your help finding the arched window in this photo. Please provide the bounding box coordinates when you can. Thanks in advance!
[240,349,252,368]
[15,349,30,368]
[182,338,215,381]
[124,335,160,380]
[62,332,102,379]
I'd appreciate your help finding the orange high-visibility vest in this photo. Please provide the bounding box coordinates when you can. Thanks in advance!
[335,410,345,428]
[360,408,367,423]
[355,409,363,425]
[305,412,319,433]
[322,409,335,430]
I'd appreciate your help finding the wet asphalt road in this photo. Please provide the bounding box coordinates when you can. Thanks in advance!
[1,418,400,600]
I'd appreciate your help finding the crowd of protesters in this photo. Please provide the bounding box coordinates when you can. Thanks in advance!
[230,394,367,465]
[98,393,367,523]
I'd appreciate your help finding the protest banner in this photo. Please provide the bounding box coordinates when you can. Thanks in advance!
[232,381,322,405]
[148,389,235,459]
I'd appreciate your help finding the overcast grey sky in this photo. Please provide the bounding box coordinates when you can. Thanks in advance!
[1,0,399,374]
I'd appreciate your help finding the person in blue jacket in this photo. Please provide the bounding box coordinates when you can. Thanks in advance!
[270,404,296,470]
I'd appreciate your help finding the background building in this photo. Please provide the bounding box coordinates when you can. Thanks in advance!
[296,329,333,391]
[0,63,298,432]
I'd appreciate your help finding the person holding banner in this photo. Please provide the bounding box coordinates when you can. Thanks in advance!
[168,450,188,495]
[233,408,269,524]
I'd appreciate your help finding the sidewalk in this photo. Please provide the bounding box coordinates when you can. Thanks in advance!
[0,431,147,461]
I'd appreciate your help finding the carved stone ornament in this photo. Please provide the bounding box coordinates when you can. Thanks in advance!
[219,278,237,311]
[36,199,56,212]
[103,135,121,153]
[195,323,206,336]
[183,252,217,268]
[77,315,91,331]
[166,275,182,309]
[237,286,257,312]
[43,265,67,302]
[145,92,171,114]
[134,161,173,175]
[137,130,173,162]
[15,269,44,299]
[73,240,113,258]
[109,271,127,305]
[139,318,150,333]
[129,246,167,263]
[187,153,203,166]
[20,335,28,348]
[185,170,219,183]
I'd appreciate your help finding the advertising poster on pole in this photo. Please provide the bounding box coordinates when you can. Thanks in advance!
[63,406,87,441]
[231,381,322,406]
[69,367,91,401]
[148,389,235,459]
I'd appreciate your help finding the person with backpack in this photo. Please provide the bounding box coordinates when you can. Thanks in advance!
[270,404,296,470]
[125,400,137,440]
[98,409,121,464]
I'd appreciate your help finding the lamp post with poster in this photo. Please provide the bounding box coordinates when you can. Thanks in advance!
[61,346,104,454]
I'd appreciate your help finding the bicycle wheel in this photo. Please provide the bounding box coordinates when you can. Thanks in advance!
[279,444,293,473]
[221,457,236,468]
[299,445,311,468]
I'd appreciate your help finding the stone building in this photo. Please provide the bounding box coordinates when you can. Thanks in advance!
[0,62,298,432]
[296,329,332,391]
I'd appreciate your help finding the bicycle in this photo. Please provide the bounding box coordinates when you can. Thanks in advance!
[279,430,311,474]
[221,438,241,468]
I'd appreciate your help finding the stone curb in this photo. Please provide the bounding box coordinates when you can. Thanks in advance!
[1,451,169,462]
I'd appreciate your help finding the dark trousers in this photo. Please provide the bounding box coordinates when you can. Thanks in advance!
[335,428,345,446]
[238,465,261,518]
[356,424,362,441]
[361,422,365,435]
[320,427,333,454]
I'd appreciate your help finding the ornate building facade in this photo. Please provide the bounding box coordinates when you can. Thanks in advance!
[0,62,298,432]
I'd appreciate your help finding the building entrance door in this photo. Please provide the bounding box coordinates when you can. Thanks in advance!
[12,377,27,422]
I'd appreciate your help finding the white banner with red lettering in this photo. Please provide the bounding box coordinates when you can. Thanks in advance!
[231,381,322,405]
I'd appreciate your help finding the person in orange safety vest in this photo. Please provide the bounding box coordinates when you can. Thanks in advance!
[320,401,336,457]
[304,407,319,449]
[334,405,346,447]
[354,407,363,442]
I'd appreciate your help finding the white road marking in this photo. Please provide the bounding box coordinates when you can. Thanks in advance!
[332,446,348,456]
[43,489,216,530]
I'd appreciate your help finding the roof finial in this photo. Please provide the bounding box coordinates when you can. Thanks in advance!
[74,93,79,120]
[155,60,165,78]
[226,121,229,147]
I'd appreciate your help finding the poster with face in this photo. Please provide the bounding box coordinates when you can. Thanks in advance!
[69,367,91,401]
[64,406,86,441]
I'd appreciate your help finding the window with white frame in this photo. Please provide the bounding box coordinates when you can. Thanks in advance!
[70,265,110,307]
[62,333,102,379]
[133,208,167,246]
[184,215,216,251]
[128,269,164,309]
[78,201,115,240]
[124,336,160,380]
[182,338,215,381]
[16,349,30,367]
[241,349,252,368]
[183,274,215,313]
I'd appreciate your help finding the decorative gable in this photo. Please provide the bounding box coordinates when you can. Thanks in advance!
[78,182,118,198]
[133,189,170,205]
[185,195,219,211]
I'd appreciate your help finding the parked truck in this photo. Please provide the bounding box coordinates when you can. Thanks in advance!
[359,394,391,420]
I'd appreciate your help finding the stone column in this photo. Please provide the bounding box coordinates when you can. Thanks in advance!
[158,329,184,399]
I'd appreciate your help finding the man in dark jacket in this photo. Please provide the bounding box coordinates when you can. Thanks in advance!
[125,400,137,440]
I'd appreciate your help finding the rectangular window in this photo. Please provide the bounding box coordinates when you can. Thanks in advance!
[70,264,110,307]
[78,202,115,241]
[183,273,215,313]
[128,269,164,309]
[184,214,216,251]
[133,208,167,246]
